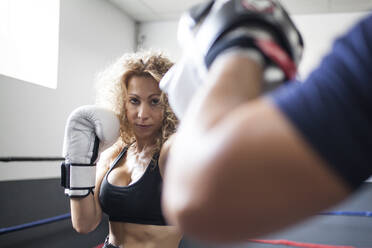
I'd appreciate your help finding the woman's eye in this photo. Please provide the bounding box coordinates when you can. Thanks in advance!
[130,98,139,104]
[151,98,160,105]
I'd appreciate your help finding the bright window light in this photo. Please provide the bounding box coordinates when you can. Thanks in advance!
[0,0,60,89]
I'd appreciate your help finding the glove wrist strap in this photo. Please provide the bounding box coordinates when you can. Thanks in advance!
[61,162,96,198]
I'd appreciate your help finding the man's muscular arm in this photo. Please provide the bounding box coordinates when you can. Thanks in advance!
[162,53,351,243]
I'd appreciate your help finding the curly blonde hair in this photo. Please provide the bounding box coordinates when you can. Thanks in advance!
[95,50,178,155]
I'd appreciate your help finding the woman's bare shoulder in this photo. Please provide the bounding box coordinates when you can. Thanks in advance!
[97,140,125,171]
[158,134,176,177]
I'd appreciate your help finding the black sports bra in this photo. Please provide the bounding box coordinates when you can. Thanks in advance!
[99,146,167,225]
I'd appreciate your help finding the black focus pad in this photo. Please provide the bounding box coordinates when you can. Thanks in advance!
[232,0,304,57]
[182,0,304,80]
[188,0,215,25]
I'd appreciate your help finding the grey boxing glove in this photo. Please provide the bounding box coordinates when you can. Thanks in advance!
[61,105,120,198]
[160,0,304,119]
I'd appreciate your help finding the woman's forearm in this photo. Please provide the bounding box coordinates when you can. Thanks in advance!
[70,157,108,234]
[70,194,102,234]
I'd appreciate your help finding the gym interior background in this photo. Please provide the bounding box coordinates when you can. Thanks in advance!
[1,0,372,247]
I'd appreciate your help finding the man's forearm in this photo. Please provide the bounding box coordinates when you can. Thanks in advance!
[162,54,264,226]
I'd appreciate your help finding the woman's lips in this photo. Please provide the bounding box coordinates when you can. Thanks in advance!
[135,124,152,129]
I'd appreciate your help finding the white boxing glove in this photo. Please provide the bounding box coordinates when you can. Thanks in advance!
[160,56,205,118]
[61,105,120,198]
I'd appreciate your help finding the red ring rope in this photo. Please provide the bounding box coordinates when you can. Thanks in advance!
[249,239,356,248]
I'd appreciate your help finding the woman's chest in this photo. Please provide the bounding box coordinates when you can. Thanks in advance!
[108,155,150,186]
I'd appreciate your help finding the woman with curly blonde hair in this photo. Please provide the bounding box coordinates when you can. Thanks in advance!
[69,51,182,248]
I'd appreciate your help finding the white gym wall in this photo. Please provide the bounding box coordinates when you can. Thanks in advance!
[0,0,135,181]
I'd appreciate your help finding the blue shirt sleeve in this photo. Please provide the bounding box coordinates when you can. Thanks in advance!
[270,13,372,189]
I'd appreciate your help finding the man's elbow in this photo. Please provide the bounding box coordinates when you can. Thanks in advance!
[162,193,209,239]
[163,194,242,243]
[162,176,229,242]
[162,145,236,241]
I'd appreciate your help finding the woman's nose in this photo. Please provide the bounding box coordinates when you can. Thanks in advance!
[137,103,150,120]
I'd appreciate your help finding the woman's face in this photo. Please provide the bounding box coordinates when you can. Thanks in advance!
[125,76,164,143]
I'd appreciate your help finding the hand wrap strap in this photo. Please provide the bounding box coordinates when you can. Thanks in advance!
[61,163,96,191]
